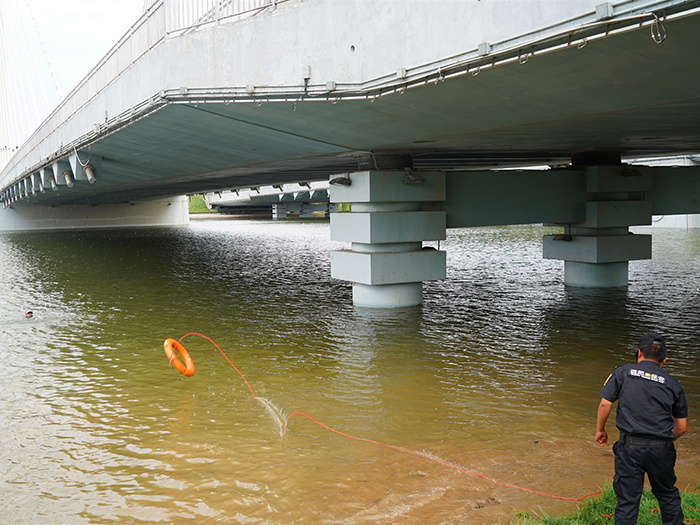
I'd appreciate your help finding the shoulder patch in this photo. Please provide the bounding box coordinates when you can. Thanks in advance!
[603,373,612,386]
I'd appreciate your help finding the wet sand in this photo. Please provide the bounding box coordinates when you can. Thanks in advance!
[307,435,699,524]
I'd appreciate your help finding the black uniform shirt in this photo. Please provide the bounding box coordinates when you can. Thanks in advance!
[599,360,687,439]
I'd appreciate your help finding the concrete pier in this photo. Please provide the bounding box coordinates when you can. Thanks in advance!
[330,171,446,307]
[543,165,652,287]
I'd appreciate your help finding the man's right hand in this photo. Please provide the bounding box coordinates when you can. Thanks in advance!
[595,430,608,446]
[596,398,613,446]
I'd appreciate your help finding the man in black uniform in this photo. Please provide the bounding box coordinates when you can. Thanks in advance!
[596,333,688,525]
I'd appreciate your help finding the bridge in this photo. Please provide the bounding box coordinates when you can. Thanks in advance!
[204,181,335,218]
[2,0,700,306]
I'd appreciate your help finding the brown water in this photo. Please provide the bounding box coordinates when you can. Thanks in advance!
[1,221,698,524]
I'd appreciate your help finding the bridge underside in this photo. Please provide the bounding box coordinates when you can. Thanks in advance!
[3,10,700,208]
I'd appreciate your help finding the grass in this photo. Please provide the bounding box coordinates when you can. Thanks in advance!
[188,194,217,214]
[509,486,700,524]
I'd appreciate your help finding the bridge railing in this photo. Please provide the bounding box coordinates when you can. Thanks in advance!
[1,0,284,184]
[166,0,282,35]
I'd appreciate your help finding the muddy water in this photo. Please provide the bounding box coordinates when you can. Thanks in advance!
[1,221,698,524]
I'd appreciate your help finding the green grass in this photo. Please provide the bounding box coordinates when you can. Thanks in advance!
[509,486,700,524]
[188,194,217,214]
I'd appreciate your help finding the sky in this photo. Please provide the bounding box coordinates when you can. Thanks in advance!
[28,0,145,99]
[1,0,144,159]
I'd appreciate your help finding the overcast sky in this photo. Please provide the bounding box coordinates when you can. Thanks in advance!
[29,0,144,96]
[1,0,144,154]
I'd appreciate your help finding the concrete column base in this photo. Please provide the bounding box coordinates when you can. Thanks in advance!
[564,261,628,287]
[352,282,422,308]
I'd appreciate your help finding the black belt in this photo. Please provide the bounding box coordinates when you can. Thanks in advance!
[620,433,672,446]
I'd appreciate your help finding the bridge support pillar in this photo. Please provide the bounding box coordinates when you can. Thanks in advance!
[543,165,652,287]
[329,170,446,308]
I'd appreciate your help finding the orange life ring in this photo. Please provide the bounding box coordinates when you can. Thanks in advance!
[164,338,195,377]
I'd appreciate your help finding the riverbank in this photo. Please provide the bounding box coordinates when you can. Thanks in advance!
[510,487,700,524]
[187,194,217,214]
[338,433,698,524]
[189,212,238,220]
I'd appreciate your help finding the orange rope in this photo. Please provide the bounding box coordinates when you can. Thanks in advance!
[177,332,258,398]
[685,508,700,524]
[606,508,699,523]
[282,411,601,502]
[169,333,603,503]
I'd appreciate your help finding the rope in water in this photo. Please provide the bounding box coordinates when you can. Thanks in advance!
[167,333,604,502]
[281,411,601,502]
[177,332,257,398]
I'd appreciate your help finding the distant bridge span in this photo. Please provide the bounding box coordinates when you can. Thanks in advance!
[2,0,700,306]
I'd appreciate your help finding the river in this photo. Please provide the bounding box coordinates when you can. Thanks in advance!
[1,220,698,524]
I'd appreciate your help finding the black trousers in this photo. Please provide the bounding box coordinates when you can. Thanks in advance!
[612,436,683,525]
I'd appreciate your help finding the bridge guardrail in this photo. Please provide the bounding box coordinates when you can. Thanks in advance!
[166,0,284,36]
[1,0,283,184]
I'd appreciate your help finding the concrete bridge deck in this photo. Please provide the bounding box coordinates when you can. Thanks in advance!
[2,0,700,208]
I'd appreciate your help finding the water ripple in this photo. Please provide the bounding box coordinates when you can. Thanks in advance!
[0,223,698,523]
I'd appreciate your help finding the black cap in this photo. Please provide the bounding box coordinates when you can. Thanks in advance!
[639,333,665,348]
